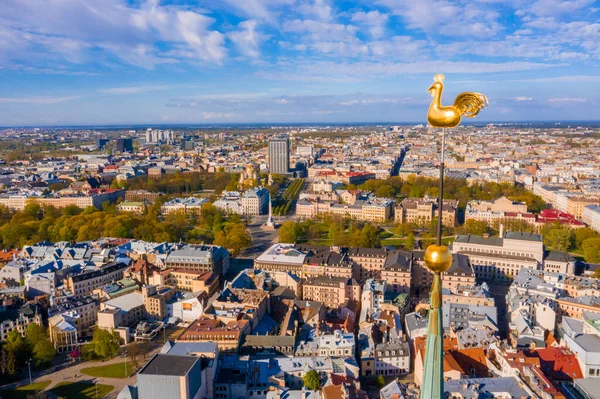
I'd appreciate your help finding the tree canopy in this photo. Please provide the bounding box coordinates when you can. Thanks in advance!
[303,369,321,391]
[91,329,120,360]
[0,201,250,255]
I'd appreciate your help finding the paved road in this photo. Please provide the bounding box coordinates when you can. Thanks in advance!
[241,214,295,259]
[488,282,511,339]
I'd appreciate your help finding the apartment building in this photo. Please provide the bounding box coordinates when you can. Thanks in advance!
[375,341,411,376]
[142,285,175,321]
[116,201,145,214]
[452,231,544,281]
[212,288,269,332]
[395,197,458,227]
[302,276,361,309]
[565,196,600,219]
[544,251,576,275]
[380,251,412,294]
[468,196,528,214]
[125,190,164,203]
[99,292,146,328]
[296,198,393,223]
[0,303,42,341]
[177,316,251,352]
[348,247,388,281]
[256,244,413,285]
[241,187,269,215]
[0,189,125,211]
[254,244,307,276]
[410,253,475,296]
[66,262,129,298]
[165,245,230,276]
[300,247,356,280]
[160,197,208,215]
[583,205,600,233]
[48,296,98,338]
[162,269,219,296]
[443,254,476,293]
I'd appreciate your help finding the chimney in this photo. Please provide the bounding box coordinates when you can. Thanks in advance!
[499,223,504,238]
[482,233,490,239]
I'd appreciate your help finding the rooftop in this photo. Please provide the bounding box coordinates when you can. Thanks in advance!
[255,244,307,266]
[139,354,198,376]
[103,292,144,312]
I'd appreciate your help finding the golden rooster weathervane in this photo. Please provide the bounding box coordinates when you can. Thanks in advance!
[427,74,488,128]
[420,74,488,399]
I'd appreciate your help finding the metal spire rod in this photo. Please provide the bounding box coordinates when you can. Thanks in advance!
[437,128,446,246]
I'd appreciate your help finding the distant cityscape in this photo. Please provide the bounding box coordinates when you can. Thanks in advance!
[0,123,598,399]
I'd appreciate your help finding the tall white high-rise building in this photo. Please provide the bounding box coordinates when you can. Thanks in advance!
[268,136,290,175]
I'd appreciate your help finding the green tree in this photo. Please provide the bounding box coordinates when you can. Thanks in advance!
[303,369,321,391]
[32,339,56,366]
[405,233,416,250]
[394,223,413,237]
[374,185,395,199]
[5,330,27,357]
[225,178,239,192]
[25,323,47,347]
[0,346,18,379]
[26,324,56,365]
[545,228,574,252]
[582,238,600,264]
[457,219,490,236]
[279,221,299,243]
[575,228,600,250]
[352,224,380,248]
[376,374,386,387]
[92,329,120,359]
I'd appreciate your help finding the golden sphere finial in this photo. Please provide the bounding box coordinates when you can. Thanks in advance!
[434,74,445,83]
[424,244,453,273]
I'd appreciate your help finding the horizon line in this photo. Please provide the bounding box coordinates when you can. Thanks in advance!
[1,120,600,130]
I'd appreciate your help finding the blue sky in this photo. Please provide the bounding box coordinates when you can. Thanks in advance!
[0,0,599,125]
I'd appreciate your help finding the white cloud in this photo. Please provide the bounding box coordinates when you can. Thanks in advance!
[529,0,594,17]
[509,75,600,83]
[0,0,227,68]
[297,0,334,21]
[0,96,80,104]
[97,85,187,95]
[547,97,587,103]
[201,111,235,119]
[376,0,501,37]
[221,0,293,22]
[259,60,561,83]
[228,20,266,58]
[283,19,358,42]
[512,96,533,101]
[351,10,389,39]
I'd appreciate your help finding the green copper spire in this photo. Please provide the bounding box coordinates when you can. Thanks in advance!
[420,245,452,399]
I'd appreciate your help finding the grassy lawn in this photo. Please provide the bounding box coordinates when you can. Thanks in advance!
[378,230,393,239]
[81,361,136,378]
[381,237,404,246]
[49,382,114,399]
[0,380,51,399]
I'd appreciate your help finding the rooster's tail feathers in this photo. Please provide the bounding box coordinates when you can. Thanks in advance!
[453,92,488,118]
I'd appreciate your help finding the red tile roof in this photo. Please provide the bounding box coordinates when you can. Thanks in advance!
[533,347,584,381]
[538,209,585,226]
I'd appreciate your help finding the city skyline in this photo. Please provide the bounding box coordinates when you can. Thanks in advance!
[1,0,599,125]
